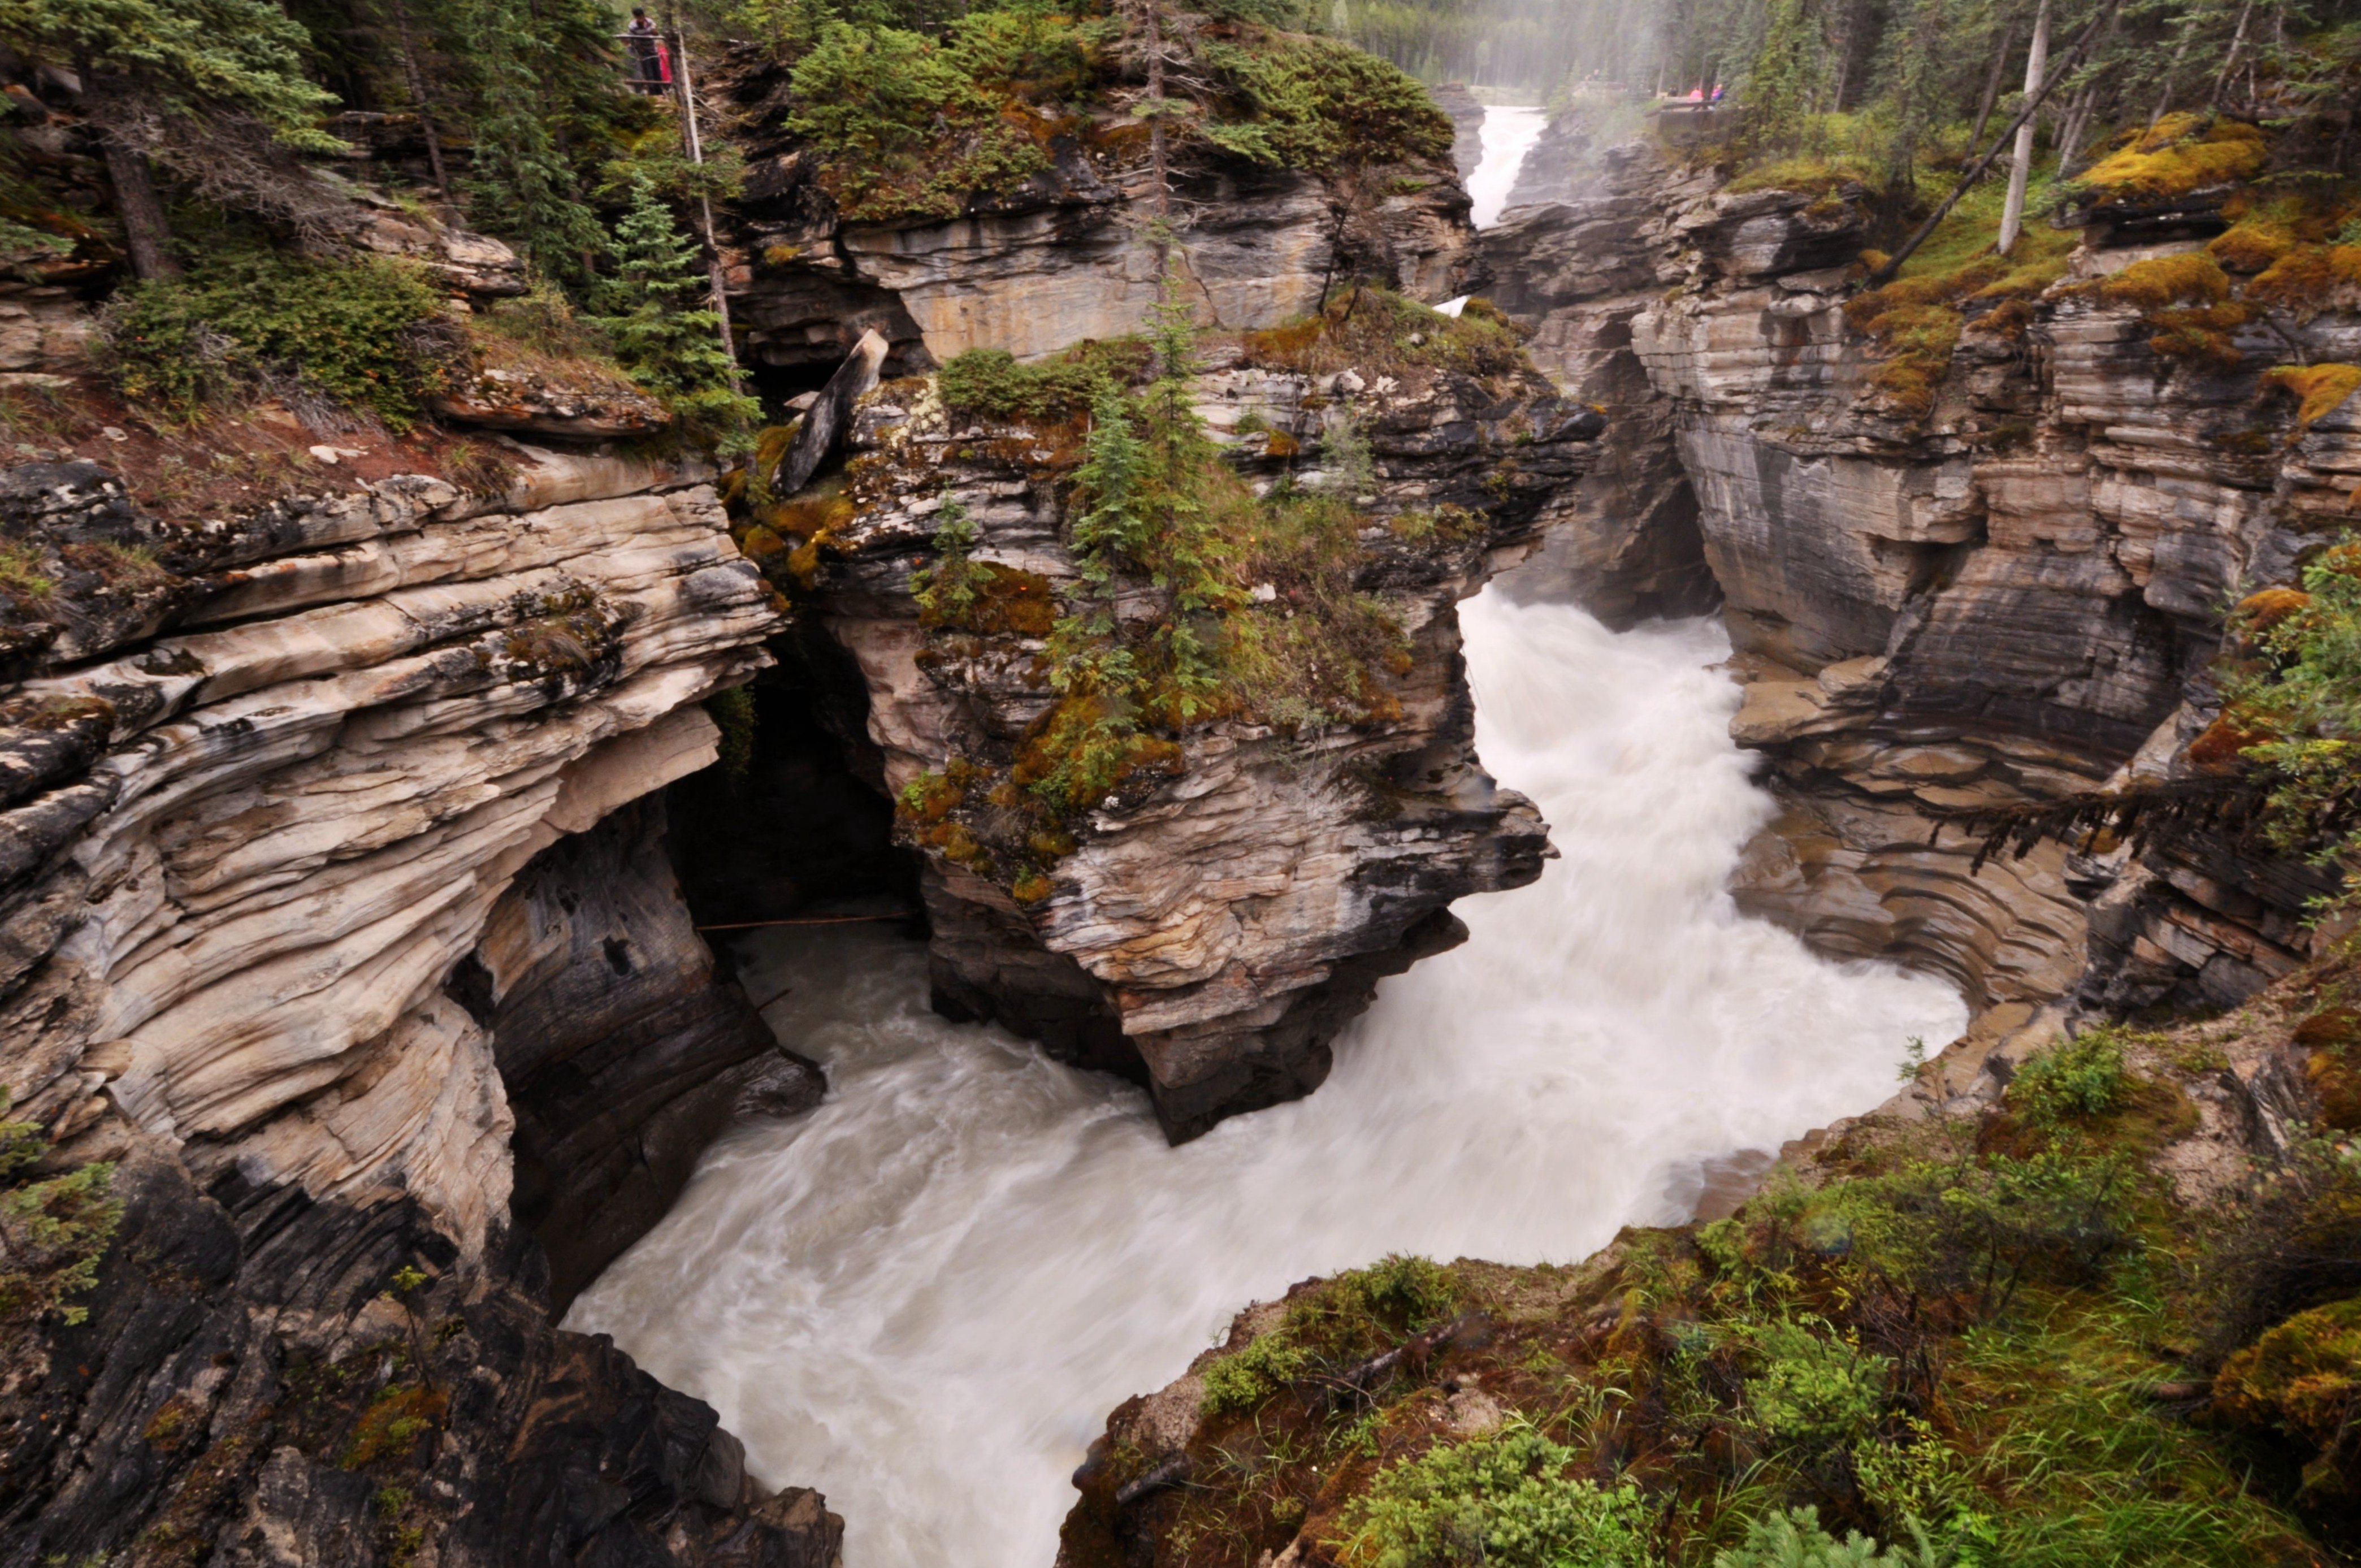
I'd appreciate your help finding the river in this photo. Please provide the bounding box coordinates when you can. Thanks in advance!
[563,117,1968,1567]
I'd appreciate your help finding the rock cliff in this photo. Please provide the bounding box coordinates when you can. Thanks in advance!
[0,402,842,1561]
[1474,128,2361,1030]
[710,49,1475,377]
[768,314,1604,1140]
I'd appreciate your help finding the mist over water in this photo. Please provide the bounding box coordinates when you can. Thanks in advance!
[566,593,1966,1566]
[1468,103,1548,227]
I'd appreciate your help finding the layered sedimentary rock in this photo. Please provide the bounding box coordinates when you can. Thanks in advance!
[712,54,1475,375]
[1476,133,2361,1020]
[0,427,842,1561]
[789,346,1601,1139]
[1475,146,1721,625]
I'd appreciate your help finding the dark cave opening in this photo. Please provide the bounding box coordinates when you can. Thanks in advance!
[664,623,923,938]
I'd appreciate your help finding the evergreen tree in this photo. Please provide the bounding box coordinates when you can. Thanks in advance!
[0,0,342,276]
[459,0,604,282]
[591,174,754,445]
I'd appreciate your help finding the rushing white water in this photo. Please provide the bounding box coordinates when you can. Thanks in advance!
[566,592,1966,1567]
[1467,103,1548,228]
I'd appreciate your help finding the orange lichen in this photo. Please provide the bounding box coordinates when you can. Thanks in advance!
[2231,586,2314,638]
[2262,364,2361,430]
[2209,219,2298,274]
[2146,301,2251,368]
[2078,114,2268,200]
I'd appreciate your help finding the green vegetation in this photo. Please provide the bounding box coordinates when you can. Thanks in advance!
[96,250,452,429]
[2207,544,2361,907]
[937,340,1151,422]
[0,1090,121,1332]
[748,0,1452,226]
[878,281,1524,893]
[589,176,759,447]
[1069,1011,2356,1568]
[1201,1254,1459,1417]
[1333,1427,1660,1567]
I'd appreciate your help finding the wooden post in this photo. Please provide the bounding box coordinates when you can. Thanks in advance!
[663,6,743,386]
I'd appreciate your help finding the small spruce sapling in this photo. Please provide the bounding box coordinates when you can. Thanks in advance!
[592,176,758,450]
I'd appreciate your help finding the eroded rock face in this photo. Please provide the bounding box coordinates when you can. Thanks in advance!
[1475,144,1721,625]
[0,443,841,1563]
[713,54,1475,374]
[1476,140,2361,1021]
[795,350,1600,1140]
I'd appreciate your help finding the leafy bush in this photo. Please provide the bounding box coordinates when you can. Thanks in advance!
[0,1090,121,1330]
[1331,1427,1660,1568]
[785,19,1058,222]
[2008,1032,2128,1126]
[1199,1326,1314,1415]
[1199,1254,1458,1417]
[99,252,451,428]
[936,343,1142,422]
[1741,1319,1891,1449]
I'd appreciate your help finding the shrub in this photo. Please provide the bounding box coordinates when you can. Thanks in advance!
[936,344,1138,422]
[99,252,451,428]
[785,20,1055,222]
[1199,1326,1313,1416]
[2008,1032,2128,1125]
[1740,1319,1891,1449]
[1199,35,1453,172]
[0,1090,122,1330]
[1329,1427,1661,1568]
[1711,1507,1942,1568]
[2076,115,2269,202]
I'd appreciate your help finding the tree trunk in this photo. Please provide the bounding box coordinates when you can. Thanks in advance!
[388,0,452,198]
[99,136,179,281]
[662,7,743,385]
[1996,0,2050,256]
[1969,16,2018,146]
[2210,0,2255,107]
[2148,11,2195,129]
[1145,0,1169,233]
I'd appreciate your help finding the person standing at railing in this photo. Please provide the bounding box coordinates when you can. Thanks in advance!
[624,9,666,94]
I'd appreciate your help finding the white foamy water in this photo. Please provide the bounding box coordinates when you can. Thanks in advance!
[1468,103,1548,227]
[566,592,1966,1567]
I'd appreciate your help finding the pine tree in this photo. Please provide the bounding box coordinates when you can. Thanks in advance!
[460,0,604,282]
[0,0,343,277]
[591,175,755,444]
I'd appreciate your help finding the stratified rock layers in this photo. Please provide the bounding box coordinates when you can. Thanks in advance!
[799,356,1601,1139]
[0,445,843,1563]
[1477,131,2361,1021]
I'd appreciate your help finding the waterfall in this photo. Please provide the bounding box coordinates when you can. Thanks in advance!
[565,592,1967,1567]
[1467,103,1548,228]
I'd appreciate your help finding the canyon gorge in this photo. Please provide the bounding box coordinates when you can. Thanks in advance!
[0,17,2357,1568]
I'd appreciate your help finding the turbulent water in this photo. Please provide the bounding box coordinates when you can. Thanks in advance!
[566,592,1967,1566]
[1467,103,1549,228]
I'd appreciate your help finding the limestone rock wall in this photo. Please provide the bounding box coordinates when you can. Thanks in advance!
[712,53,1475,376]
[1477,137,2361,1022]
[0,439,842,1563]
[796,352,1600,1140]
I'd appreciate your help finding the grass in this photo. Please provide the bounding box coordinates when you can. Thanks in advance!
[1841,160,2079,419]
[1063,1014,2353,1568]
